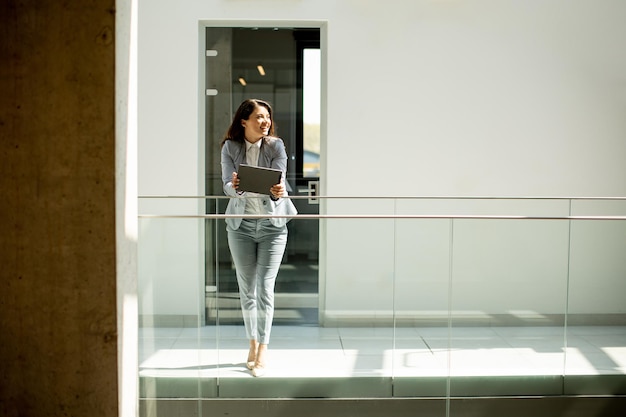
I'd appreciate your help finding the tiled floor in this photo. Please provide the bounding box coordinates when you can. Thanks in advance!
[139,325,626,381]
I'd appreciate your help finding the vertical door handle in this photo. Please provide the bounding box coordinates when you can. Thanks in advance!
[307,180,319,204]
[297,181,319,204]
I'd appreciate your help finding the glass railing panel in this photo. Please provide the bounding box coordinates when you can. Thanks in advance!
[566,199,626,395]
[137,196,626,408]
[391,196,459,402]
[138,213,216,401]
[265,197,396,397]
[205,197,232,399]
[392,214,450,410]
[448,218,570,397]
[446,199,572,399]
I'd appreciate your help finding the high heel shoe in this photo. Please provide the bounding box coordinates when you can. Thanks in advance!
[252,343,267,377]
[251,363,266,377]
[246,342,258,370]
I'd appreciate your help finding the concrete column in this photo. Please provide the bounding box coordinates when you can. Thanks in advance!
[0,1,119,416]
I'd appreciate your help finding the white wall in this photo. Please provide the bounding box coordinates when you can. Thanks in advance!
[137,0,626,324]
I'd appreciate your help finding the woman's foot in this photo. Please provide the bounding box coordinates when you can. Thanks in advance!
[251,363,266,377]
[246,340,258,370]
[252,343,268,377]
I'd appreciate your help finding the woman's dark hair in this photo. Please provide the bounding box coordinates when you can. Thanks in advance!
[221,99,275,146]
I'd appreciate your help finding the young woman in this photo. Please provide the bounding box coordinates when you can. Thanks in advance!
[220,98,297,377]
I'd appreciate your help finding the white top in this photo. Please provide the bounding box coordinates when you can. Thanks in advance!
[243,140,263,215]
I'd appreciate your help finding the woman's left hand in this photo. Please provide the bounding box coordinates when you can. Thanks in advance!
[270,181,285,199]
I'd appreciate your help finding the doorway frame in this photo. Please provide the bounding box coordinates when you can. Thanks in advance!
[198,19,329,325]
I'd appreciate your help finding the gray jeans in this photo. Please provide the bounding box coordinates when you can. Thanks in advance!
[227,218,288,344]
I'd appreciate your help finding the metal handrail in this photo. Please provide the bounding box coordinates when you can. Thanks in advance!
[139,195,626,200]
[138,214,626,220]
[138,195,626,220]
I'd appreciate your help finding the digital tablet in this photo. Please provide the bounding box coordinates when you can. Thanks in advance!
[237,164,282,195]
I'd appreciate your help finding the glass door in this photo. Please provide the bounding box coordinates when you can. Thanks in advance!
[204,27,321,327]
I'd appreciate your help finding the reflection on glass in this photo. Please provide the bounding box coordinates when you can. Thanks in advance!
[303,48,320,178]
[565,214,626,390]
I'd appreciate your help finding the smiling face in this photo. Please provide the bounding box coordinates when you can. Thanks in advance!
[242,105,271,143]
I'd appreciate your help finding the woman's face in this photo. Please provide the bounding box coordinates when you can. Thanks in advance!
[242,105,271,142]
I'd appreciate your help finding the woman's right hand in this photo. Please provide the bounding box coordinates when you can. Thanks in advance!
[231,171,240,190]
